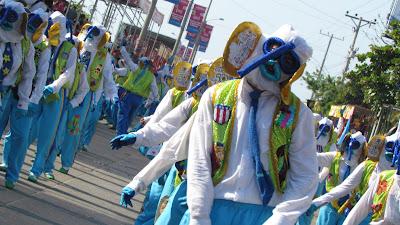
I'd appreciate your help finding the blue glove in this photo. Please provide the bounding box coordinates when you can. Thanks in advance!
[28,103,40,116]
[43,86,54,98]
[120,186,135,208]
[110,133,137,150]
[305,203,320,216]
[113,96,119,105]
[15,108,28,119]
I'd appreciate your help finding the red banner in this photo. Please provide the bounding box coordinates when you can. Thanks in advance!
[168,0,189,27]
[187,4,206,33]
[200,24,213,46]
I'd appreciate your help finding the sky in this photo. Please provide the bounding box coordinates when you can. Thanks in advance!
[83,0,395,101]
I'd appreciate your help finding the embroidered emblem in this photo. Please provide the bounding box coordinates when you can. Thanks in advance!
[67,115,80,135]
[275,104,296,128]
[214,104,232,125]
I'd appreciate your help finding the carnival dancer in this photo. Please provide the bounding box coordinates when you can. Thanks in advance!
[307,133,394,225]
[180,22,318,225]
[296,116,341,225]
[342,168,400,225]
[40,35,89,179]
[115,45,158,135]
[111,62,209,225]
[317,117,338,153]
[135,61,192,158]
[0,0,36,171]
[27,11,77,182]
[313,131,367,225]
[56,23,115,173]
[149,58,232,225]
[342,124,400,225]
[1,8,49,189]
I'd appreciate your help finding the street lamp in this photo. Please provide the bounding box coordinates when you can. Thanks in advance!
[189,17,223,64]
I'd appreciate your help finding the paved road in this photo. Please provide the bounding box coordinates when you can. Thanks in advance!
[0,120,149,225]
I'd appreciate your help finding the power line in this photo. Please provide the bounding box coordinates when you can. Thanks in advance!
[349,0,377,11]
[360,0,392,14]
[297,0,352,28]
[269,0,352,29]
[231,0,277,29]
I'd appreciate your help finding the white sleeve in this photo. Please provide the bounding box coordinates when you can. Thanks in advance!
[147,77,159,103]
[114,67,128,76]
[127,114,196,192]
[317,152,337,168]
[49,47,77,93]
[146,90,173,125]
[187,88,214,225]
[30,47,50,104]
[17,42,36,110]
[312,162,365,207]
[69,67,89,108]
[342,173,376,225]
[120,46,138,72]
[264,105,319,225]
[101,54,118,100]
[319,167,330,182]
[133,97,193,147]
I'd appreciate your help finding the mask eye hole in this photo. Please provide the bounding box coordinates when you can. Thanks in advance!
[385,141,394,151]
[0,8,5,20]
[279,51,301,74]
[6,9,18,23]
[318,124,331,133]
[28,14,43,31]
[350,140,361,150]
[263,37,285,54]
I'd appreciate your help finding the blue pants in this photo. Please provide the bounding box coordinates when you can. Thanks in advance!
[316,203,346,225]
[0,90,13,166]
[135,175,167,225]
[155,180,188,225]
[3,94,34,182]
[143,101,159,117]
[30,90,65,177]
[179,199,274,225]
[79,94,103,148]
[104,99,114,125]
[43,93,92,173]
[116,89,144,135]
[60,94,91,169]
[158,166,178,207]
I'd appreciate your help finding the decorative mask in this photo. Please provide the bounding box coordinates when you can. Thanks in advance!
[0,0,27,43]
[172,61,192,90]
[223,22,312,105]
[367,135,385,162]
[208,57,233,86]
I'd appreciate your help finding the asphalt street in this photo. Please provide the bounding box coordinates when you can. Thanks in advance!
[0,120,149,225]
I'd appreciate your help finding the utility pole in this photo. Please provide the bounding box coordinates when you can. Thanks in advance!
[342,12,376,74]
[135,0,159,56]
[170,0,195,63]
[317,30,344,78]
[189,0,213,64]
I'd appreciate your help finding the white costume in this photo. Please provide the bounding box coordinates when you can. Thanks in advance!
[342,172,400,225]
[186,24,318,225]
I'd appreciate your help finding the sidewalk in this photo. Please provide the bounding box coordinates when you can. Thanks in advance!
[0,121,149,225]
